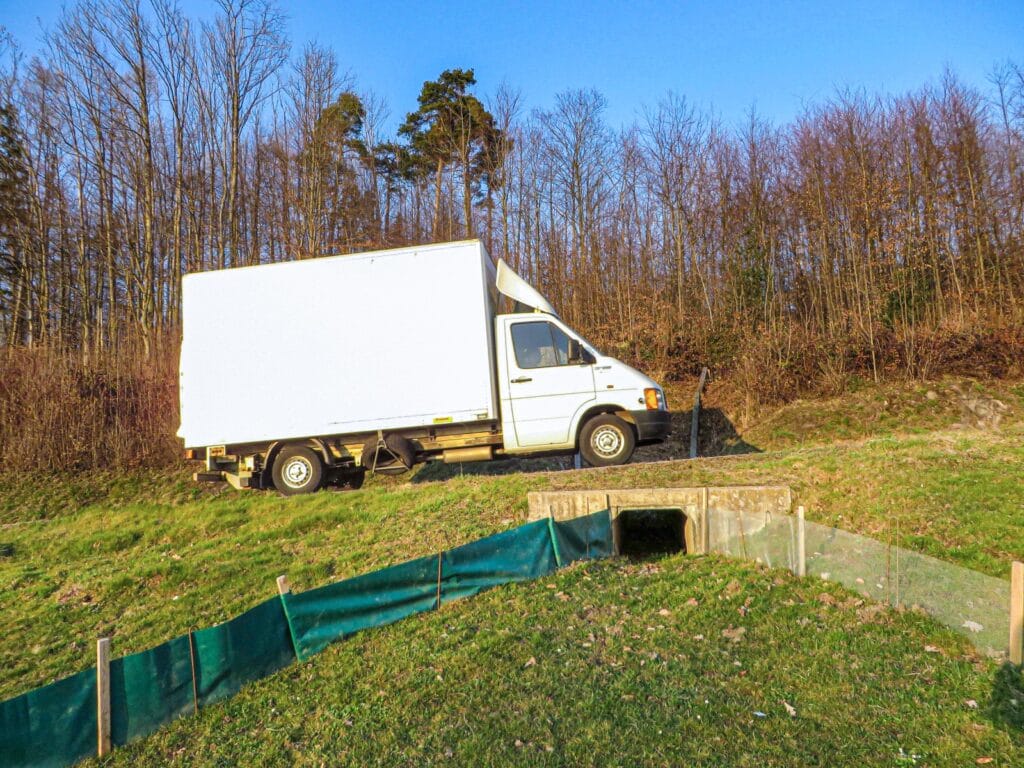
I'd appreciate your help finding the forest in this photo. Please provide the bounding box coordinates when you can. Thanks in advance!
[1,0,1023,470]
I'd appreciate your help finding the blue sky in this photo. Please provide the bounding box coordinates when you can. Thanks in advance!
[2,1,1022,133]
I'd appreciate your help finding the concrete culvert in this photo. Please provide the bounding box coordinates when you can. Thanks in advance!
[615,508,687,557]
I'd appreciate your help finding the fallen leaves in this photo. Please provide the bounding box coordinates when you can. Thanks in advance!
[55,584,93,605]
[722,626,746,643]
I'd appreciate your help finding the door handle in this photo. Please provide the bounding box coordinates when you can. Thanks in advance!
[511,376,533,383]
[595,365,611,371]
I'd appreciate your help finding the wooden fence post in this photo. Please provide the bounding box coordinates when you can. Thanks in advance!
[96,638,111,758]
[607,495,620,556]
[276,575,290,596]
[796,505,807,578]
[436,551,444,610]
[187,628,199,715]
[275,573,306,663]
[1010,561,1024,665]
[700,487,709,555]
[546,510,563,569]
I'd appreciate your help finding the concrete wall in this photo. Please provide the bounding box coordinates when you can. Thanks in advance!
[526,486,792,555]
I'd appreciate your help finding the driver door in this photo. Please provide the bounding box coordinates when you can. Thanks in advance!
[504,319,595,447]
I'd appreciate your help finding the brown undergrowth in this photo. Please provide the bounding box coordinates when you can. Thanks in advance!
[1,319,1021,472]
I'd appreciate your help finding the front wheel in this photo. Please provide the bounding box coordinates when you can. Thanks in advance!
[272,445,324,495]
[579,414,636,467]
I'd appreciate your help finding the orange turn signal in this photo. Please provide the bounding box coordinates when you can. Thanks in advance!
[644,388,660,410]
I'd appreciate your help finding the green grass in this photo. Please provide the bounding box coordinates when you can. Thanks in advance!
[1,377,1023,764]
[101,557,1024,767]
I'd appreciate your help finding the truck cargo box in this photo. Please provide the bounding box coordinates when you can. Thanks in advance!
[178,241,499,448]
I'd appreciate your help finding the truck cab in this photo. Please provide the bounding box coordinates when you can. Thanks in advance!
[492,261,670,466]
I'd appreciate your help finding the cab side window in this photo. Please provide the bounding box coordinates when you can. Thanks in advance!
[511,321,569,369]
[549,324,570,365]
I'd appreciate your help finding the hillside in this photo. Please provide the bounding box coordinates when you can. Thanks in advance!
[1,377,1022,765]
[104,556,1022,767]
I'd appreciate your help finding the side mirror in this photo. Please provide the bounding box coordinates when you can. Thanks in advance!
[568,339,594,365]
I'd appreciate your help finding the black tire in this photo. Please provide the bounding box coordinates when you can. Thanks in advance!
[361,434,415,475]
[272,445,323,495]
[579,414,636,467]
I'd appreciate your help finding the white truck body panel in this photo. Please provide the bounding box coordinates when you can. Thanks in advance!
[178,241,498,448]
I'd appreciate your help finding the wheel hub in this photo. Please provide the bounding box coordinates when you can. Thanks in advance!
[283,457,313,487]
[592,425,624,457]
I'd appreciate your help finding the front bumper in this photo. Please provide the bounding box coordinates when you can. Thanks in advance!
[629,409,672,443]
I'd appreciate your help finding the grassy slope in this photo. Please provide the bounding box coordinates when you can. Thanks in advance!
[1,377,1022,764]
[106,557,1023,767]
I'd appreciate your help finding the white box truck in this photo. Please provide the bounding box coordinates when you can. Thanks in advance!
[178,240,670,494]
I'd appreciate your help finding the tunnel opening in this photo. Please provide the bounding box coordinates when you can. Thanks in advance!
[614,508,687,558]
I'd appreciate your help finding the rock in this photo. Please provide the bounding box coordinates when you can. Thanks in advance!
[951,384,1010,430]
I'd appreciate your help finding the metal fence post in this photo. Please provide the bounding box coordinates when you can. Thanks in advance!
[689,367,709,459]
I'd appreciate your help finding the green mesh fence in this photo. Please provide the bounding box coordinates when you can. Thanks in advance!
[0,511,613,768]
[439,519,558,604]
[282,553,442,660]
[193,596,296,707]
[554,509,614,564]
[283,515,612,661]
[110,634,195,746]
[0,667,96,768]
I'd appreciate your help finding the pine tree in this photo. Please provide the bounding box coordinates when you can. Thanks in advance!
[399,69,502,239]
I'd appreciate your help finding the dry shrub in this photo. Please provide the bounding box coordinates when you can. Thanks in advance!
[0,314,1021,473]
[606,303,1024,416]
[902,324,1024,380]
[0,341,180,471]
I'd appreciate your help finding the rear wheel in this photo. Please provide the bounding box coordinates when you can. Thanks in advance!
[272,445,323,495]
[579,414,636,467]
[361,434,415,475]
